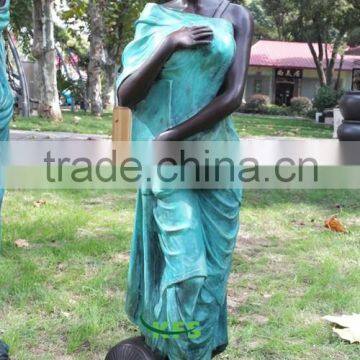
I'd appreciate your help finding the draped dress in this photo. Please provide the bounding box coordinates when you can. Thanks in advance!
[0,0,13,244]
[117,3,241,359]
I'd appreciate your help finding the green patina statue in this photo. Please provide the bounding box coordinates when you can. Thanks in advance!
[0,1,12,357]
[0,0,13,242]
[107,1,253,359]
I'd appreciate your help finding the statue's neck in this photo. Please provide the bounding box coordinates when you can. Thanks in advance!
[177,0,222,14]
[181,0,200,11]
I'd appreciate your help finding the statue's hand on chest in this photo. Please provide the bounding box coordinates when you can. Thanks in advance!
[167,25,213,50]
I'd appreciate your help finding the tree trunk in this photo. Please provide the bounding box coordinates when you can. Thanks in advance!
[326,32,345,88]
[102,46,119,110]
[87,0,104,116]
[308,41,326,87]
[32,0,62,120]
[67,49,89,111]
[102,63,116,110]
[335,55,344,91]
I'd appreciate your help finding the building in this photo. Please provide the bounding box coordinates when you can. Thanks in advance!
[245,40,360,106]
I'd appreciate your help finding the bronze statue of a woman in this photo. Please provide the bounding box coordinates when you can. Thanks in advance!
[107,1,253,359]
[0,3,13,356]
[0,0,14,255]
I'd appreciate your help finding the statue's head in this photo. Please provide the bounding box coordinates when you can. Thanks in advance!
[0,0,10,32]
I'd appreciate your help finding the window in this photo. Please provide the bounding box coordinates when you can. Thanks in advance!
[254,79,263,94]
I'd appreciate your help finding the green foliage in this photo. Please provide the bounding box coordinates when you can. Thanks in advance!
[247,0,278,40]
[259,0,296,40]
[243,96,313,117]
[264,104,293,116]
[244,94,270,112]
[313,86,343,112]
[258,0,360,87]
[306,108,317,120]
[348,27,360,47]
[290,97,313,115]
[57,70,85,105]
[10,0,33,53]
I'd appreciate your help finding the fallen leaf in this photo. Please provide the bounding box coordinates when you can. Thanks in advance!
[325,215,347,233]
[33,199,47,208]
[323,314,360,343]
[15,239,30,248]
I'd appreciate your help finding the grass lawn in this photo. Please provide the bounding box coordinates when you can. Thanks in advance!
[232,114,333,139]
[1,189,359,359]
[11,111,333,138]
[12,111,113,136]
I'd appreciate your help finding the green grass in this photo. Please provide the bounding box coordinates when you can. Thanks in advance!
[2,111,348,358]
[233,114,333,139]
[12,111,113,136]
[1,189,359,359]
[11,112,333,138]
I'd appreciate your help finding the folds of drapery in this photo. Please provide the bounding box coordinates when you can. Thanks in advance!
[0,0,14,252]
[117,4,241,359]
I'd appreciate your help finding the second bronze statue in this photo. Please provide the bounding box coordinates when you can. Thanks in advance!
[108,0,253,359]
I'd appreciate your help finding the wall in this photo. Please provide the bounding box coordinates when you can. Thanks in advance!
[245,67,274,102]
[21,61,40,102]
[245,67,353,104]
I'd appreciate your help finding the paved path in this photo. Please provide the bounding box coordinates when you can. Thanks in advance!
[10,130,338,143]
[10,130,109,140]
[11,129,333,141]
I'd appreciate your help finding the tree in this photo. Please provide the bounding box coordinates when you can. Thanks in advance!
[290,0,360,88]
[259,0,296,40]
[10,0,33,53]
[101,0,147,109]
[259,0,360,88]
[32,0,62,120]
[247,0,279,40]
[87,0,105,116]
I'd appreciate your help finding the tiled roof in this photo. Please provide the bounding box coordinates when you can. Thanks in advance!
[346,46,360,56]
[250,40,360,71]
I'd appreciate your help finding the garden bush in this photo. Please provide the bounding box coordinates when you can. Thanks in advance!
[306,108,317,120]
[313,86,343,112]
[244,94,270,113]
[264,104,292,116]
[290,97,313,115]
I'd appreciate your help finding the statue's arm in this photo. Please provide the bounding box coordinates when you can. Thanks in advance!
[156,5,254,141]
[117,39,176,108]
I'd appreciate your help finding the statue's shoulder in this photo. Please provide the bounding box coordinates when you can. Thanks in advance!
[141,2,157,14]
[224,3,253,28]
[136,2,162,23]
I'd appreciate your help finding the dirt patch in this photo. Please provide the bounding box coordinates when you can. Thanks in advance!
[76,227,116,239]
[238,314,269,325]
[235,234,272,258]
[227,288,250,314]
[111,252,130,263]
[81,193,136,208]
